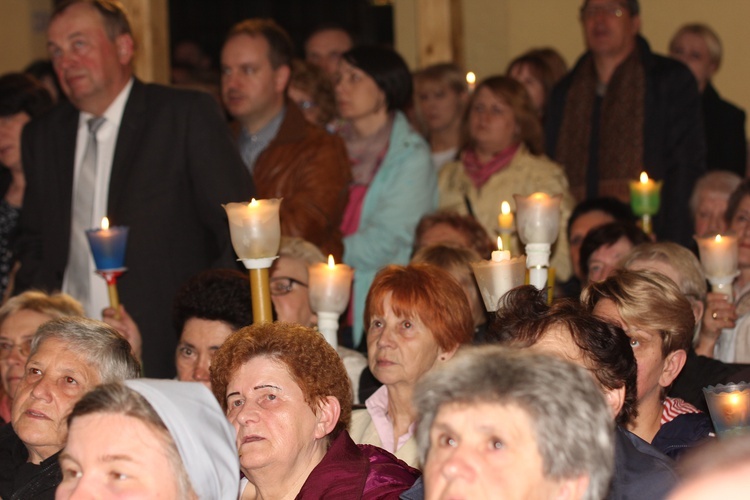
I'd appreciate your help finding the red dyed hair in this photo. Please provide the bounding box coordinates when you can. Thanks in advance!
[364,264,474,351]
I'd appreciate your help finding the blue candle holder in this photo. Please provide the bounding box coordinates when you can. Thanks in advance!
[85,226,129,271]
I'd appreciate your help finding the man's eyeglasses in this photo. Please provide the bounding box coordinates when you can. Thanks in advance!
[580,4,626,19]
[269,277,308,296]
[0,339,33,360]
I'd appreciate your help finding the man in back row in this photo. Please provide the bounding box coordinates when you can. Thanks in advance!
[546,0,705,248]
[17,0,254,377]
[221,18,351,260]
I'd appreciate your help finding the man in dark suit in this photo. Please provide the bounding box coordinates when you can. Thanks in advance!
[17,0,254,377]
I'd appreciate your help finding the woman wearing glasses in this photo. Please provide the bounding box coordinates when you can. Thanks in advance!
[270,236,367,402]
[0,290,83,423]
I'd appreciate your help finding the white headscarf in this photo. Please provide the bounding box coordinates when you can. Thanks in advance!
[125,379,239,500]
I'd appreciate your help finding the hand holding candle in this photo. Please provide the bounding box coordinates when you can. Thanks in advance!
[629,171,662,235]
[309,255,354,348]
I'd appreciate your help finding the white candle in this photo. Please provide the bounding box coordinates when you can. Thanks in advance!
[471,255,526,312]
[491,237,510,262]
[308,255,354,314]
[695,234,738,279]
[224,198,282,260]
[514,192,562,245]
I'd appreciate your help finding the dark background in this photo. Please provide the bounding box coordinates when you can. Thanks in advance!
[169,0,394,68]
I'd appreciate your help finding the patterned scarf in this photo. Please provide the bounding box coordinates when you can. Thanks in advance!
[555,48,645,202]
[462,143,520,189]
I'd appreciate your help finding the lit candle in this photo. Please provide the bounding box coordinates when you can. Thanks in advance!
[514,192,562,291]
[466,71,476,92]
[629,171,662,235]
[498,201,514,255]
[224,198,282,325]
[514,192,562,245]
[308,255,354,349]
[703,383,750,437]
[695,233,739,296]
[85,217,129,271]
[309,255,354,315]
[224,198,282,263]
[492,237,510,262]
[471,254,526,312]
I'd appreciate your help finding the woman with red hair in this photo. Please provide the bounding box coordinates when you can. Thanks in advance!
[349,264,474,467]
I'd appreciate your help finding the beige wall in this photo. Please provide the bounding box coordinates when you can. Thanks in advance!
[396,0,750,133]
[0,0,51,73]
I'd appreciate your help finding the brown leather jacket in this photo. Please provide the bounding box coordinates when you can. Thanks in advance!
[243,102,351,260]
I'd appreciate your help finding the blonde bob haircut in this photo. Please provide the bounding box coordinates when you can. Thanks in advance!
[621,242,707,302]
[669,23,723,69]
[581,269,694,357]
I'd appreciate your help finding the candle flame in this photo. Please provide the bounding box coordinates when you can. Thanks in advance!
[101,217,109,230]
[328,255,336,268]
[501,201,511,215]
[640,172,649,183]
[249,198,258,207]
[729,393,741,405]
[466,71,476,85]
[716,234,723,243]
[497,236,503,251]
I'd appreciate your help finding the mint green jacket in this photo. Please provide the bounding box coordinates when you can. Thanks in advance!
[343,112,437,346]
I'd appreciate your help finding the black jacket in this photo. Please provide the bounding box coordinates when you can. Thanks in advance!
[546,36,706,248]
[0,424,60,500]
[703,82,746,176]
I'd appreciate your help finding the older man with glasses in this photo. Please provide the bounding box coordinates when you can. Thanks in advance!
[545,0,705,249]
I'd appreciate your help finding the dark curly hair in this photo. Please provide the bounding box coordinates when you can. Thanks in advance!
[210,322,352,442]
[489,286,639,427]
[172,269,252,336]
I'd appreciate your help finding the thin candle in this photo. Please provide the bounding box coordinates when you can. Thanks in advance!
[466,71,476,92]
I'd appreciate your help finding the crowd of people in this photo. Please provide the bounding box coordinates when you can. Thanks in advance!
[0,0,749,498]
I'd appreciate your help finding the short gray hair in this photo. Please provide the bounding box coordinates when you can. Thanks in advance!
[31,317,140,382]
[689,170,742,216]
[622,242,707,302]
[415,346,614,500]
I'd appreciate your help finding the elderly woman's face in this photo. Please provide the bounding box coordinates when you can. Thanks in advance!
[175,318,233,390]
[729,195,750,268]
[424,401,566,500]
[367,292,448,388]
[334,60,386,123]
[0,309,52,398]
[469,87,518,156]
[57,413,181,498]
[694,190,729,237]
[11,337,100,463]
[226,356,324,476]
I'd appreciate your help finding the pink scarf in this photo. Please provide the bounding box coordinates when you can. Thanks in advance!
[462,143,520,189]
